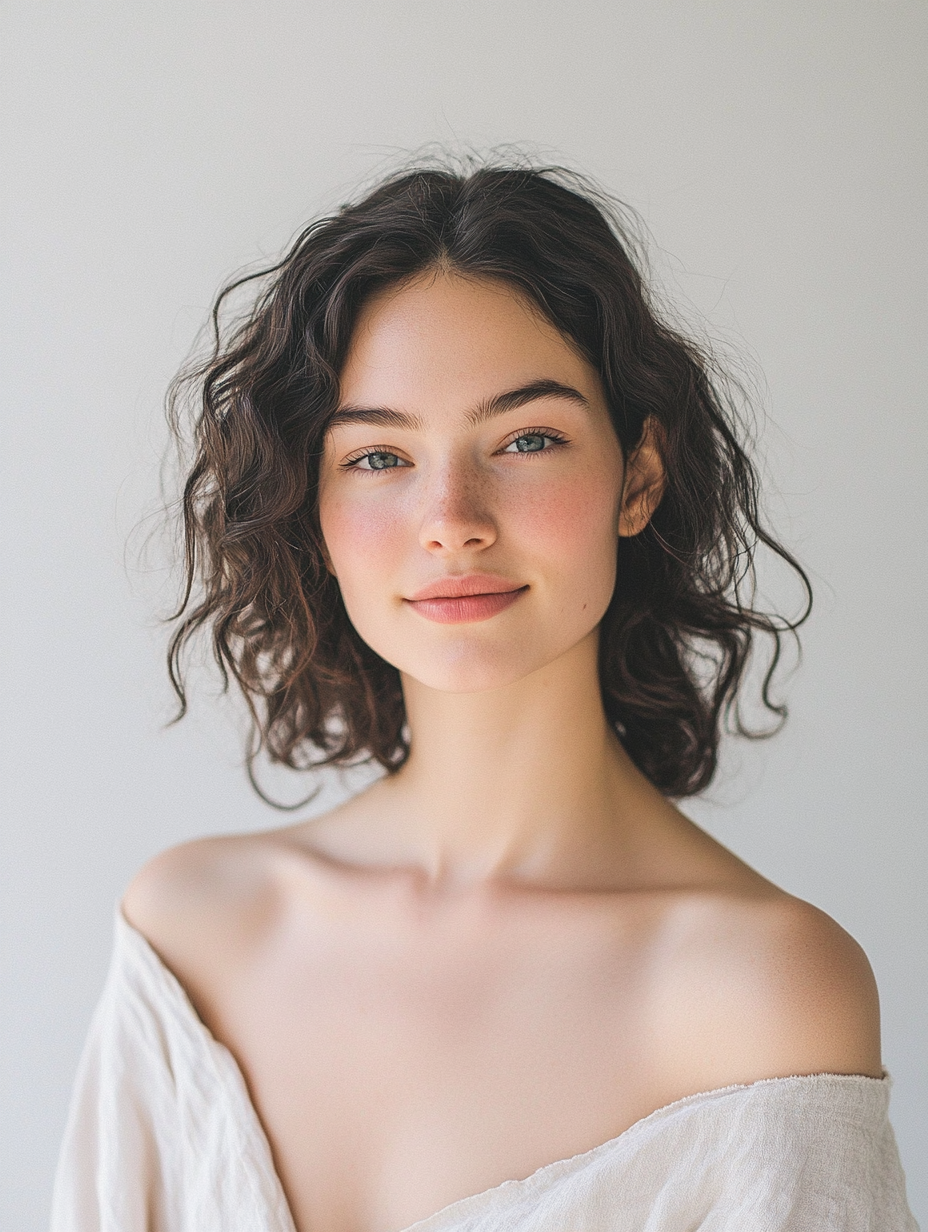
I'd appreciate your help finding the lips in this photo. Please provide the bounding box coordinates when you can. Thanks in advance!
[405,574,528,624]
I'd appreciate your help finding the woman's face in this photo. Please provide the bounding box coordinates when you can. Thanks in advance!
[318,271,627,694]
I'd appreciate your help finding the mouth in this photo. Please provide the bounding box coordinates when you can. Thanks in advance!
[404,575,529,625]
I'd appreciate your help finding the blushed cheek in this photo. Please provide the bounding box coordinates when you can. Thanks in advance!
[319,495,408,593]
[511,468,621,584]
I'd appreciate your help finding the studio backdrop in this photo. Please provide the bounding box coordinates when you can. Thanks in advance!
[2,2,926,1228]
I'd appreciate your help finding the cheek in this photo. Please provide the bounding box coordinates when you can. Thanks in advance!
[509,465,622,577]
[319,489,408,594]
[315,490,409,625]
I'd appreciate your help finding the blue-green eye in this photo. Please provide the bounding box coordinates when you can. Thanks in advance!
[504,432,563,454]
[356,451,405,470]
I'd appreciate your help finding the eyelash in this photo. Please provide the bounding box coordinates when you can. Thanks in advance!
[341,429,570,472]
[498,427,569,454]
[340,446,412,471]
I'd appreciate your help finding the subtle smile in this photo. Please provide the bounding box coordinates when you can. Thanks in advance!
[404,575,529,624]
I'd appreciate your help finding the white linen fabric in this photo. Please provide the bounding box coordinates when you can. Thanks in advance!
[51,911,918,1232]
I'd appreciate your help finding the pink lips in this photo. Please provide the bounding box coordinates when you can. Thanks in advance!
[405,574,528,624]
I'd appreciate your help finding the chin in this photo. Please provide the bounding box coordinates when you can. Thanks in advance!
[390,635,567,695]
[352,610,604,696]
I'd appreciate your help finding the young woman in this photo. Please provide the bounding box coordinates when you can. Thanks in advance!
[52,163,916,1231]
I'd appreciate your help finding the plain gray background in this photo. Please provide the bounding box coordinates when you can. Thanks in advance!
[2,1,926,1227]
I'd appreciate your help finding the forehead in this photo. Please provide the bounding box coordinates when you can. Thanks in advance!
[338,271,601,410]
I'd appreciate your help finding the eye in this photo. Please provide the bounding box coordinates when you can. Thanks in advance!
[501,430,567,454]
[344,449,411,471]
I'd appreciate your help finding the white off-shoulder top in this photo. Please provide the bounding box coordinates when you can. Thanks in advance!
[51,911,918,1232]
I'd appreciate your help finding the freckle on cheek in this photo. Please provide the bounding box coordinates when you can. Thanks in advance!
[516,484,610,547]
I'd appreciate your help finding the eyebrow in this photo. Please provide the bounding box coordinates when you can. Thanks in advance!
[468,379,589,425]
[328,379,589,432]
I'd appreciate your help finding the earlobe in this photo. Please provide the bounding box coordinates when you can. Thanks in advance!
[618,416,666,538]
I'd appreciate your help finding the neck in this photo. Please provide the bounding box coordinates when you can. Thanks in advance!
[375,630,655,888]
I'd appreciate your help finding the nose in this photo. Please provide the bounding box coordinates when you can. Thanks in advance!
[417,459,497,555]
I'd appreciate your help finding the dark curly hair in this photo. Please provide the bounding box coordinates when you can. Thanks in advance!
[167,160,810,799]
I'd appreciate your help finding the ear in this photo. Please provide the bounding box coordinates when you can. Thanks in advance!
[618,416,666,538]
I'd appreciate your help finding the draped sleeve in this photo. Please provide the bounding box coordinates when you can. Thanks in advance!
[408,1070,919,1232]
[49,912,295,1232]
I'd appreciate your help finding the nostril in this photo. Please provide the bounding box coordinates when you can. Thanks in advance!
[418,502,497,553]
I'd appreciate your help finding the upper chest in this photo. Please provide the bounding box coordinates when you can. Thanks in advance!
[187,881,686,1232]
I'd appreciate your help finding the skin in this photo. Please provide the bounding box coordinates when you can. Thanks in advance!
[125,271,881,1232]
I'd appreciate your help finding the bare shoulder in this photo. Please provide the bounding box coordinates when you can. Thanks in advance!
[122,829,298,993]
[650,886,882,1086]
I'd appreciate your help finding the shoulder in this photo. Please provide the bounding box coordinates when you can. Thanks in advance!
[121,830,296,996]
[649,888,882,1086]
